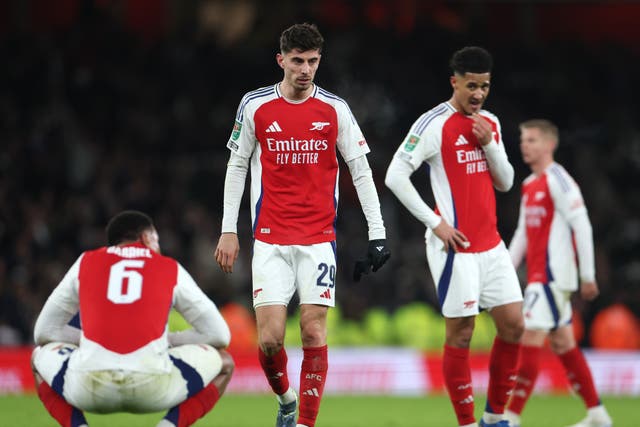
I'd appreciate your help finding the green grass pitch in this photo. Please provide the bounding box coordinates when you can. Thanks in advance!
[1,393,635,426]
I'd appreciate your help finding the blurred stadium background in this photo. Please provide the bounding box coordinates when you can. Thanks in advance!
[1,0,640,405]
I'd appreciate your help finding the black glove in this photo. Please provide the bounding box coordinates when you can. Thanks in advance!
[353,239,391,281]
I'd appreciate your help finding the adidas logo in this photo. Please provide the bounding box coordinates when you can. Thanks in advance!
[320,289,331,299]
[265,121,282,133]
[303,388,320,397]
[455,134,469,146]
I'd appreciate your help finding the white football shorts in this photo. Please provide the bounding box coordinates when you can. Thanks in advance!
[426,230,523,318]
[522,282,573,331]
[252,240,336,308]
[33,343,222,413]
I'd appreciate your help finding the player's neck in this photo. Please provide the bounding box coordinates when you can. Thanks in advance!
[531,158,553,175]
[279,82,314,102]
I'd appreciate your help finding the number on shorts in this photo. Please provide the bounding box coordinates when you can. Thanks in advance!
[107,260,145,304]
[316,263,335,288]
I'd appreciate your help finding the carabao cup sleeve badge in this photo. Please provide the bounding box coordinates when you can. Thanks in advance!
[231,120,242,141]
[404,134,420,152]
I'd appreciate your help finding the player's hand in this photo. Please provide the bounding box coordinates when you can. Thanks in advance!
[353,239,391,281]
[433,221,469,253]
[214,233,240,274]
[580,280,600,301]
[471,113,493,146]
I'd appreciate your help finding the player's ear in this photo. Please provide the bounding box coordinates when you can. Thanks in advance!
[450,75,457,90]
[276,53,285,69]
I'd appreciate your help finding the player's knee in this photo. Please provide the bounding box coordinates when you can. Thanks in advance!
[549,335,575,355]
[219,350,235,376]
[259,336,284,355]
[498,318,525,343]
[300,323,326,347]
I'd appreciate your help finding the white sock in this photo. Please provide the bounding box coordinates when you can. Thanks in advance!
[460,423,478,427]
[277,387,297,405]
[587,405,611,420]
[156,420,176,427]
[482,411,503,424]
[296,425,310,427]
[505,409,521,424]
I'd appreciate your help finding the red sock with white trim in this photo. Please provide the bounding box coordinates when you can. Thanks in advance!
[443,345,475,425]
[297,345,328,427]
[507,345,541,415]
[486,337,521,415]
[559,347,600,408]
[259,347,290,395]
[165,382,221,427]
[36,381,87,427]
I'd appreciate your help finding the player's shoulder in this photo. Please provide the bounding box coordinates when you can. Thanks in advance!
[412,102,455,135]
[236,84,279,120]
[314,85,351,110]
[479,108,500,124]
[522,172,538,187]
[545,162,578,193]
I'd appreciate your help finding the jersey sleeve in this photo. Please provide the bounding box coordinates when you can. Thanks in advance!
[227,94,257,159]
[34,254,83,345]
[509,191,528,269]
[172,264,231,348]
[548,168,595,282]
[335,101,370,162]
[480,112,514,192]
[392,115,440,171]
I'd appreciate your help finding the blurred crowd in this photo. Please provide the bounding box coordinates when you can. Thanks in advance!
[1,0,639,346]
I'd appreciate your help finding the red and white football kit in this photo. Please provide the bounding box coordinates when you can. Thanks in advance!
[386,101,522,318]
[509,162,595,330]
[33,243,230,413]
[222,83,385,308]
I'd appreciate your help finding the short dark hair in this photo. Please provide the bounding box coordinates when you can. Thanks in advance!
[450,46,493,75]
[280,23,324,54]
[106,210,154,246]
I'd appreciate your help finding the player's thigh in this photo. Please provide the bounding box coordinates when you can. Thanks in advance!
[252,240,296,307]
[32,342,77,387]
[523,283,572,331]
[294,242,337,307]
[427,237,482,317]
[478,242,523,309]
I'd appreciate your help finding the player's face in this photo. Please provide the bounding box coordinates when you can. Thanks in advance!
[142,228,161,254]
[520,127,553,167]
[277,48,321,98]
[450,72,491,115]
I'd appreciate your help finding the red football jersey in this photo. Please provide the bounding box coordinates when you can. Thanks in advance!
[395,102,507,252]
[78,243,176,354]
[227,84,370,245]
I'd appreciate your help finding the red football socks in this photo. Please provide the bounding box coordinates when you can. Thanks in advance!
[559,347,600,408]
[486,337,521,414]
[298,345,328,427]
[176,382,220,427]
[259,347,290,395]
[443,345,475,426]
[507,344,541,415]
[36,381,87,427]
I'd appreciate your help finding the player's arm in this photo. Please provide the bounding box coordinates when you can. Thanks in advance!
[170,264,231,348]
[385,156,468,252]
[550,171,598,300]
[508,192,528,268]
[473,114,514,192]
[215,151,249,273]
[34,256,83,346]
[346,155,386,240]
